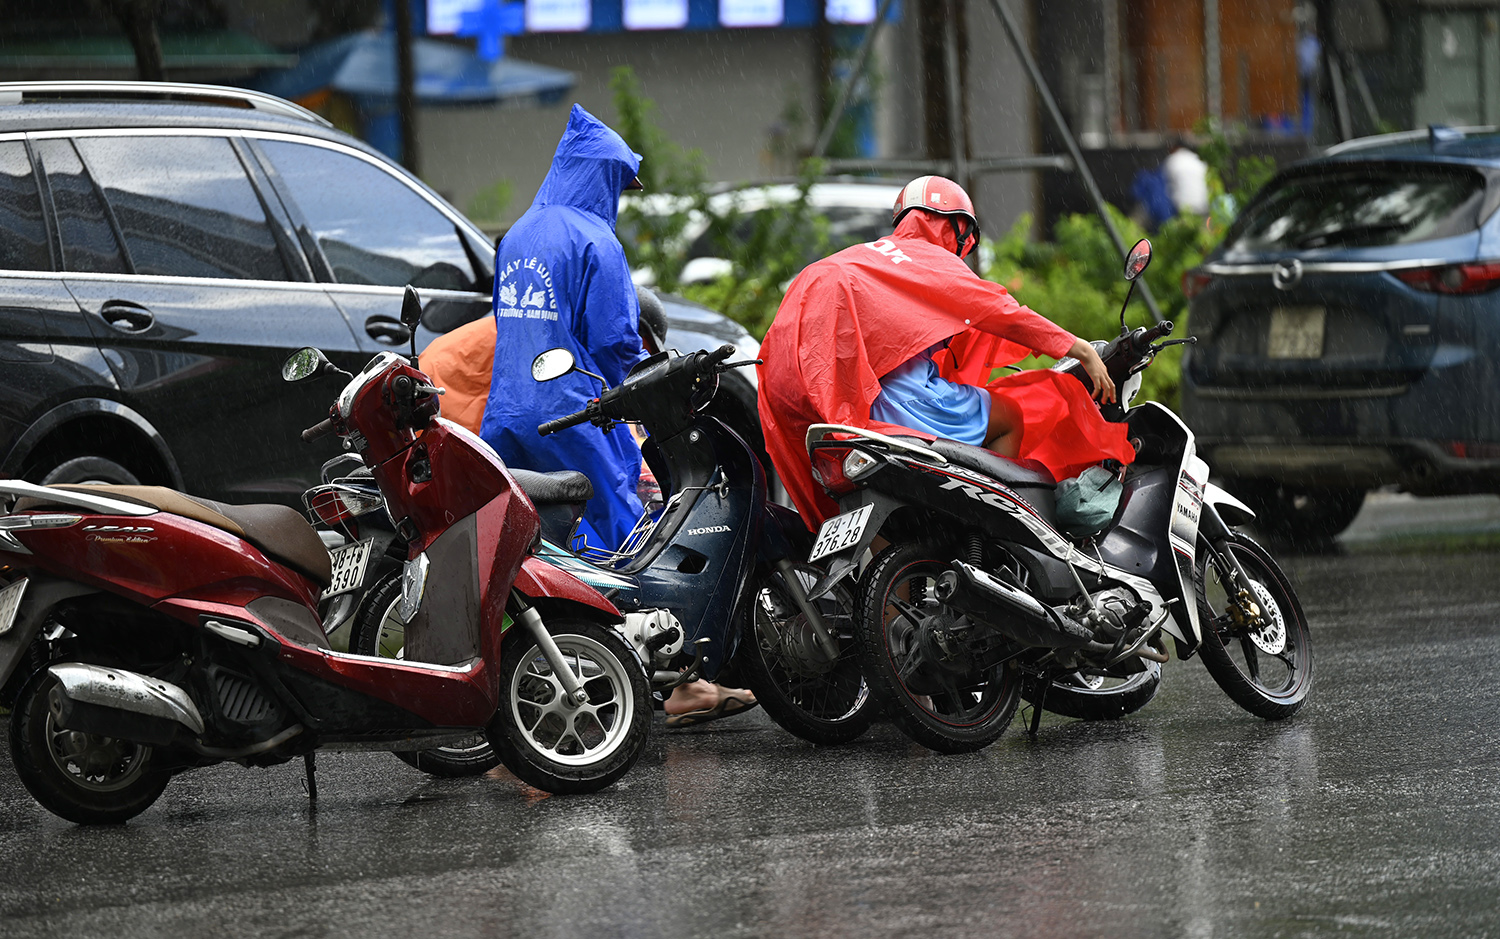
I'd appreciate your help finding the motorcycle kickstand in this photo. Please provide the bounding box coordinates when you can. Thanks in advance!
[303,751,318,802]
[1026,678,1049,740]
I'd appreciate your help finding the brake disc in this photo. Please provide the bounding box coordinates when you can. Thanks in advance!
[1246,580,1286,655]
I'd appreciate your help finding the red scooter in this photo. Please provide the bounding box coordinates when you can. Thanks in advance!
[0,289,651,824]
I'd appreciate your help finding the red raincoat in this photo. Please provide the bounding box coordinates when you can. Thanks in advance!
[757,211,1135,526]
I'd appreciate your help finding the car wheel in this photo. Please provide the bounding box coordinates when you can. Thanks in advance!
[36,456,141,487]
[1231,479,1365,544]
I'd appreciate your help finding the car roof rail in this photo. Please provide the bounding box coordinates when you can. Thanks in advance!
[1323,124,1499,157]
[0,81,332,128]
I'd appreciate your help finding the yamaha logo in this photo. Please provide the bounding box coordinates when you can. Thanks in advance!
[1272,258,1303,291]
[685,525,731,536]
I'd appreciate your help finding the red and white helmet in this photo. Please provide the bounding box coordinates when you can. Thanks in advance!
[892,176,980,256]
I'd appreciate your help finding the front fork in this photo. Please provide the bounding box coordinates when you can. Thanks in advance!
[1197,504,1263,628]
[507,593,589,707]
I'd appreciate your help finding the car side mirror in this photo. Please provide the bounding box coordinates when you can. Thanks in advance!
[532,348,576,382]
[282,347,333,382]
[1124,238,1152,281]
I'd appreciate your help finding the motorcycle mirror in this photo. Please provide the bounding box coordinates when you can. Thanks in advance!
[532,348,576,382]
[399,286,423,331]
[282,347,332,382]
[1123,238,1153,281]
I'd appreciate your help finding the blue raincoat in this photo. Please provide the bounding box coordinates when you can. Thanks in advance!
[480,104,647,551]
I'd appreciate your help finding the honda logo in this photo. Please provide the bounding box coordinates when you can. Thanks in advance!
[1272,258,1303,291]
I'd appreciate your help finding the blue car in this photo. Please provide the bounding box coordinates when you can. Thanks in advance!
[1181,128,1500,540]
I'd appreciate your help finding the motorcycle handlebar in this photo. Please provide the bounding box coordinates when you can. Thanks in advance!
[301,417,336,442]
[538,403,594,437]
[1135,320,1175,349]
[698,344,737,374]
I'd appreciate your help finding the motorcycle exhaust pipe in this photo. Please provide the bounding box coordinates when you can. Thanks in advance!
[46,663,205,748]
[934,562,1094,649]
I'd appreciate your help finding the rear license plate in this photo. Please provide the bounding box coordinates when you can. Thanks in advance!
[809,504,874,562]
[322,539,373,600]
[0,578,27,637]
[1267,306,1326,359]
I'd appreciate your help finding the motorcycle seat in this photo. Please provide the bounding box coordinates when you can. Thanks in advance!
[509,468,594,505]
[25,484,334,589]
[892,437,1059,524]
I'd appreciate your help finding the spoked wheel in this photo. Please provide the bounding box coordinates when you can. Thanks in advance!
[1195,530,1313,719]
[350,572,500,777]
[857,542,1023,754]
[489,617,652,794]
[9,668,171,824]
[738,562,874,745]
[1023,660,1163,721]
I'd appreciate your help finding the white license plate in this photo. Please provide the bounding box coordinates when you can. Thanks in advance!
[1267,306,1326,359]
[322,539,373,600]
[808,504,874,563]
[0,578,27,637]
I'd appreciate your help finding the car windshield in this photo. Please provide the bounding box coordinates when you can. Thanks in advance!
[1224,164,1487,254]
[685,204,892,264]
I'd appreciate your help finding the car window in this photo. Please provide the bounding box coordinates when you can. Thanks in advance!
[76,136,289,282]
[1226,164,1487,254]
[0,142,50,272]
[34,139,127,275]
[258,141,478,292]
[824,205,892,250]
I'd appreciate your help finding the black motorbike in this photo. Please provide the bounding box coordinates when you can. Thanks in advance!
[802,239,1313,752]
[526,343,875,745]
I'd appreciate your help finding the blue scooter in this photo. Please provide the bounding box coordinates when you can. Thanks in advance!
[528,344,874,745]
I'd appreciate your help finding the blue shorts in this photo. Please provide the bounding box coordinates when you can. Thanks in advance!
[870,345,992,446]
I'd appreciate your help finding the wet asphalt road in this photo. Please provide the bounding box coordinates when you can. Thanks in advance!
[3,521,1500,937]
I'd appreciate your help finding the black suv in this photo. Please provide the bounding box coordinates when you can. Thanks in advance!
[0,82,762,505]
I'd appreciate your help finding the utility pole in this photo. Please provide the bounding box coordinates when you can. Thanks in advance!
[394,0,420,174]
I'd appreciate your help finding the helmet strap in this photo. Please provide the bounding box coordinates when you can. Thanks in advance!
[950,217,975,258]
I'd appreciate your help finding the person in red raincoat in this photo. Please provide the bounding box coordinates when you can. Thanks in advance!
[757,175,1136,527]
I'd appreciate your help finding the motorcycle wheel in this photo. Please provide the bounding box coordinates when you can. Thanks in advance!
[9,667,171,825]
[856,542,1023,754]
[350,572,502,777]
[1195,530,1313,719]
[1022,661,1162,721]
[489,617,652,794]
[737,562,874,745]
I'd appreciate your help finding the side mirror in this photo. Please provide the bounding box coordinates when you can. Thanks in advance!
[400,286,423,331]
[1124,238,1153,281]
[283,347,333,382]
[532,348,576,382]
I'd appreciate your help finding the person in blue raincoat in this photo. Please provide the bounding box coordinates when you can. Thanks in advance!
[480,104,648,551]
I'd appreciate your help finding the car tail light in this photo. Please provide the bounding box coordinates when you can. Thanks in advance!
[1181,269,1213,300]
[1394,261,1500,295]
[1444,441,1500,459]
[810,447,855,496]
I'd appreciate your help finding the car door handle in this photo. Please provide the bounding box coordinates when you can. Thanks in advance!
[99,301,155,333]
[365,316,411,345]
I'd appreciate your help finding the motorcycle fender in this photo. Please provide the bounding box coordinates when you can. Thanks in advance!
[512,556,623,623]
[1202,482,1255,526]
[0,577,98,693]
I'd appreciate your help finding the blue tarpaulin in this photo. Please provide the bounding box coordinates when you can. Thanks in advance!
[252,31,575,108]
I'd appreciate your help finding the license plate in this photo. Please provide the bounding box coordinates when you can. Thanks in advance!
[0,578,27,637]
[809,504,874,562]
[1267,306,1326,359]
[322,539,373,600]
